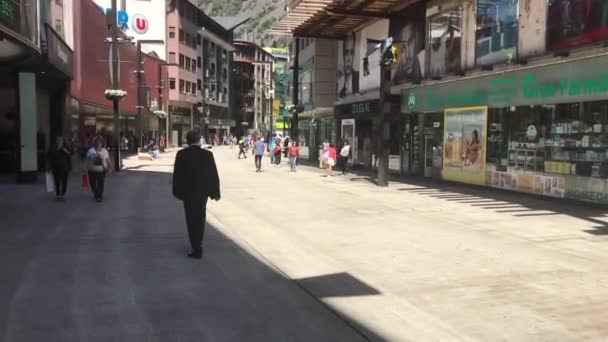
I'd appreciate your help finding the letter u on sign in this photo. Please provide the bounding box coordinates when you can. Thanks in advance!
[132,14,148,34]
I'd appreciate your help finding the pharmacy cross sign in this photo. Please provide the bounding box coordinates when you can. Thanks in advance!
[407,93,416,109]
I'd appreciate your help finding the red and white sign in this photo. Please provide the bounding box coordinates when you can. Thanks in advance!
[132,14,148,34]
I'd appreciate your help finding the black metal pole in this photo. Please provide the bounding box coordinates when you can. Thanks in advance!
[111,0,121,171]
[136,41,143,150]
[376,59,391,186]
[292,38,300,141]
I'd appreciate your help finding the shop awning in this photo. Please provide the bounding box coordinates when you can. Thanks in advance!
[270,0,418,38]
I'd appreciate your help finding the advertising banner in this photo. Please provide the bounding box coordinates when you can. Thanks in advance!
[389,1,425,84]
[490,171,566,198]
[337,32,359,98]
[443,106,487,185]
[272,99,280,117]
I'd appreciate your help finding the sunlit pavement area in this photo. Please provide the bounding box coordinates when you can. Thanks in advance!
[2,146,608,341]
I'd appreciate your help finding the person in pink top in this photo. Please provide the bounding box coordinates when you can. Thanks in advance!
[325,143,337,177]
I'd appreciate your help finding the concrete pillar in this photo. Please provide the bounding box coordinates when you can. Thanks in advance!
[17,72,38,183]
[518,0,547,58]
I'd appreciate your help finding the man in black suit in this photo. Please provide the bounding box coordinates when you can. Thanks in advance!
[173,130,221,259]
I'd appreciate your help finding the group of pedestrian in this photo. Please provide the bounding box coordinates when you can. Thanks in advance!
[239,134,300,173]
[47,135,113,202]
[320,139,351,177]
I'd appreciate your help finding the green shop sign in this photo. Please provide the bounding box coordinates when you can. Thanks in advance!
[402,54,608,113]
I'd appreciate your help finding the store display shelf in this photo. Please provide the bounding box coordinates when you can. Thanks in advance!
[549,132,606,135]
[545,146,608,150]
[508,148,545,152]
[550,159,608,163]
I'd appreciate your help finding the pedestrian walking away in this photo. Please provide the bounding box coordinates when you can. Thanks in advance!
[47,136,72,201]
[324,143,337,177]
[339,140,351,175]
[238,138,247,159]
[172,130,221,259]
[85,138,112,202]
[288,141,300,172]
[320,139,329,168]
[269,137,276,165]
[273,143,282,167]
[253,137,266,172]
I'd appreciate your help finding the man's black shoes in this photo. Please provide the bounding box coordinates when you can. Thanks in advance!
[188,249,202,259]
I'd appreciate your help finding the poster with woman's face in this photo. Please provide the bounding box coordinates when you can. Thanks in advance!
[336,33,359,97]
[389,2,425,84]
[547,0,608,51]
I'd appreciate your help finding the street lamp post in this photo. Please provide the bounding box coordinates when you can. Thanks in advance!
[135,39,164,150]
[110,0,120,172]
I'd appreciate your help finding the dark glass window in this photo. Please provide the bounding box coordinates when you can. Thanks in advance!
[179,29,184,43]
[169,78,176,90]
[428,7,463,79]
[475,0,519,66]
[547,0,608,52]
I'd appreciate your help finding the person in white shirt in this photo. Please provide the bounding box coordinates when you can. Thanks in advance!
[86,138,112,202]
[339,140,351,175]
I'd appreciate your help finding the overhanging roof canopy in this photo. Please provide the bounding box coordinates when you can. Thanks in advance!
[270,0,417,39]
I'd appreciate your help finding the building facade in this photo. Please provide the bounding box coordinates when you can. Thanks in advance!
[291,38,337,161]
[395,0,608,205]
[232,41,274,136]
[0,0,74,180]
[71,0,166,153]
[166,0,201,146]
[166,0,234,146]
[199,16,234,140]
[274,0,608,205]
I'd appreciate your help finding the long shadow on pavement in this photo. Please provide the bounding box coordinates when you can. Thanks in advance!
[0,169,387,342]
[295,161,608,236]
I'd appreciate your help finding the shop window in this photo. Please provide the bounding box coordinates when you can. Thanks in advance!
[488,102,608,178]
[55,19,62,34]
[547,0,608,52]
[169,78,176,90]
[179,29,184,43]
[428,6,463,79]
[475,0,519,66]
[179,79,185,92]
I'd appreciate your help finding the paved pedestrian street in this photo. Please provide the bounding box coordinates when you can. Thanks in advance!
[2,147,608,341]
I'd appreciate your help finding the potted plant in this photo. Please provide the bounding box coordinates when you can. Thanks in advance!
[104,89,127,101]
[153,110,167,118]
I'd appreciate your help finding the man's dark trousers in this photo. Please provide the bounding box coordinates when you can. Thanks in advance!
[255,155,262,170]
[184,198,208,253]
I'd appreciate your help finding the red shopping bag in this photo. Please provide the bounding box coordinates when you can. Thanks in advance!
[82,174,89,189]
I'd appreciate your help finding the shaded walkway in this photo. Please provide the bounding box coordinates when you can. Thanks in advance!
[0,169,377,342]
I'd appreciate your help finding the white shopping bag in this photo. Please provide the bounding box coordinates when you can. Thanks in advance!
[45,172,55,193]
